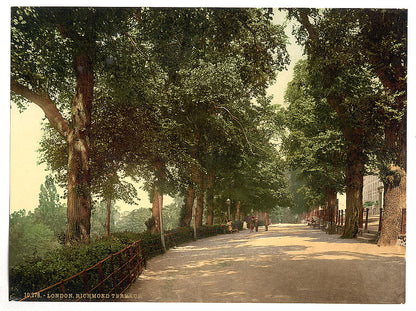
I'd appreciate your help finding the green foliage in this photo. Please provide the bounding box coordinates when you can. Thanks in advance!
[9,210,62,267]
[13,7,291,243]
[162,199,183,231]
[10,176,67,266]
[90,200,120,237]
[114,208,151,233]
[9,234,132,300]
[35,175,66,239]
[270,206,298,224]
[281,60,345,213]
[9,225,225,300]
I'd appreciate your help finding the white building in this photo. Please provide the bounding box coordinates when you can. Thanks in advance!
[337,174,383,215]
[363,174,384,205]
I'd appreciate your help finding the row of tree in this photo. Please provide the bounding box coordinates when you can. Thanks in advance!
[281,9,406,245]
[11,8,407,247]
[11,7,292,245]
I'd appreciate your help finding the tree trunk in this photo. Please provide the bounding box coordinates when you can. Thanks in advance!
[236,201,241,221]
[150,186,162,233]
[377,120,406,245]
[206,171,215,225]
[66,54,93,245]
[326,188,337,234]
[365,10,407,246]
[378,166,406,246]
[195,172,205,226]
[158,187,166,252]
[105,197,112,236]
[179,184,195,227]
[342,145,365,239]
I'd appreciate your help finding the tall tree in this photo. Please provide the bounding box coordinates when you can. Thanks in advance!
[11,7,132,244]
[356,10,407,246]
[135,8,289,227]
[35,175,67,239]
[283,60,346,222]
[287,8,393,238]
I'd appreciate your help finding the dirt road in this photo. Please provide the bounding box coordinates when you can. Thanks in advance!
[124,224,405,303]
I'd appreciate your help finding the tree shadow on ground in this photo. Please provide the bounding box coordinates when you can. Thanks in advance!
[125,224,405,303]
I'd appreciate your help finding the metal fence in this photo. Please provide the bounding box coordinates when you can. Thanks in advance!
[20,239,147,302]
[19,225,224,302]
[306,207,406,235]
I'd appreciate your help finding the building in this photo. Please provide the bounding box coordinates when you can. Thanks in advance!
[337,174,383,215]
[363,174,384,205]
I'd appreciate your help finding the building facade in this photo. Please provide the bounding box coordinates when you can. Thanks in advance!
[363,174,384,205]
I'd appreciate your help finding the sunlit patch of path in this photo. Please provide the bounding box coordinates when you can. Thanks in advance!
[124,224,405,303]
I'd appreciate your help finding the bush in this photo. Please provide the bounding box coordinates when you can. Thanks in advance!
[9,235,129,300]
[9,225,226,301]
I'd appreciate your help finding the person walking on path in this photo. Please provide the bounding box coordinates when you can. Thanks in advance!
[255,217,259,232]
[249,216,255,232]
[264,211,270,231]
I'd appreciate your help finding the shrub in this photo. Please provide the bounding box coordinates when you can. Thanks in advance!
[9,225,225,301]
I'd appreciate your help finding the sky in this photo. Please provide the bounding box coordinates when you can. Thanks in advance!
[7,8,303,215]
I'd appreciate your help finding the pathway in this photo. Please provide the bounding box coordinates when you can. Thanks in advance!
[124,224,405,303]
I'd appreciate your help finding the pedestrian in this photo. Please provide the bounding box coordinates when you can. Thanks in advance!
[264,211,270,231]
[249,216,255,232]
[255,217,259,232]
[227,220,232,233]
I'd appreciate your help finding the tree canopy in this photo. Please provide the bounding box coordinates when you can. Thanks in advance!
[11,7,406,247]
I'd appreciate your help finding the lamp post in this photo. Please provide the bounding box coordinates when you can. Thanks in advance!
[226,198,231,220]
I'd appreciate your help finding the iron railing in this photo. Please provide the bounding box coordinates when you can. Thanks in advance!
[307,207,406,235]
[19,225,223,302]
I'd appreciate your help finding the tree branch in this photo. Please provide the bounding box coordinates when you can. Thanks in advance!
[213,104,269,155]
[296,10,319,42]
[11,78,70,137]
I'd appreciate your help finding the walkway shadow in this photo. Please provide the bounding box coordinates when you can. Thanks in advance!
[125,224,405,303]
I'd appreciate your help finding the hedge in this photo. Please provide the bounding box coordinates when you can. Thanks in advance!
[9,225,225,300]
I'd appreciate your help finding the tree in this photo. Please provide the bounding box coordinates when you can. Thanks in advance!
[35,175,66,240]
[287,8,392,238]
[115,208,151,233]
[282,60,347,224]
[90,200,120,237]
[9,210,61,266]
[144,8,290,227]
[11,7,133,244]
[356,10,407,246]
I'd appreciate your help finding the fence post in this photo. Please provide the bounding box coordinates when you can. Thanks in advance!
[118,252,124,287]
[82,270,89,295]
[59,281,65,294]
[378,208,383,232]
[98,262,104,293]
[364,208,369,231]
[124,249,131,285]
[128,246,136,280]
[401,208,406,235]
[110,254,118,294]
[133,242,140,275]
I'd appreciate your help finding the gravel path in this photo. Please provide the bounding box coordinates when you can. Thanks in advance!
[124,224,405,303]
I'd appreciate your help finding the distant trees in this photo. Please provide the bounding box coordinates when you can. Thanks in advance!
[282,60,346,225]
[9,176,64,266]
